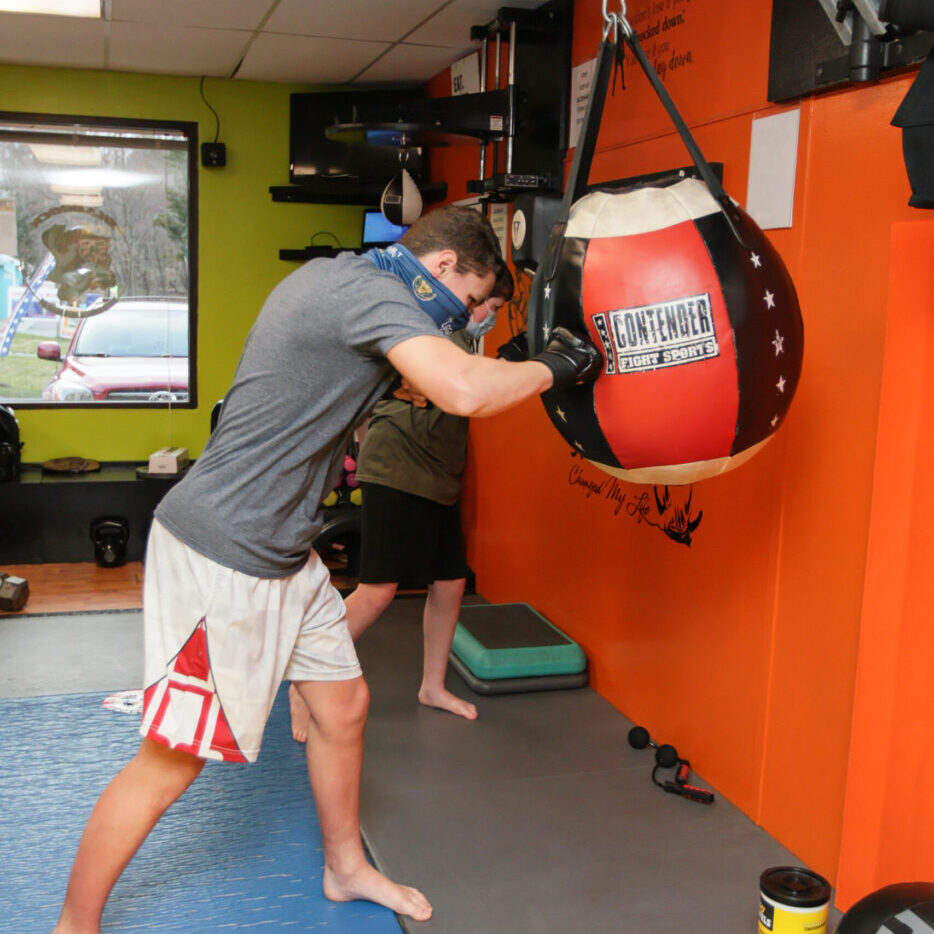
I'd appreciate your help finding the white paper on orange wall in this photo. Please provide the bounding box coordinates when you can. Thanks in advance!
[569,57,596,150]
[745,108,801,230]
[488,202,509,260]
[451,53,479,96]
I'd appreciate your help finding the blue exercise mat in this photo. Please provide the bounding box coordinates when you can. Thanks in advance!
[0,685,401,933]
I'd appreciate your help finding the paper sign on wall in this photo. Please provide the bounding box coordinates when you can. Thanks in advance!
[569,58,596,149]
[451,53,480,97]
[488,202,509,259]
[745,108,801,230]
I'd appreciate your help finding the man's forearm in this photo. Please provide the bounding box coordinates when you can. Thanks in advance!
[386,330,601,419]
[387,335,553,418]
[440,355,553,418]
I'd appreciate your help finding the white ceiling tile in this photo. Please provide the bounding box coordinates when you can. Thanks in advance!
[111,0,275,30]
[266,0,445,42]
[0,1,549,84]
[0,12,106,70]
[406,0,544,47]
[235,33,391,84]
[355,42,473,84]
[107,22,249,78]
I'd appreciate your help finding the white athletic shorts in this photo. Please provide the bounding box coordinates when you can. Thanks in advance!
[140,519,362,763]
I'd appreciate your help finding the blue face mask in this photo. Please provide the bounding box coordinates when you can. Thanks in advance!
[465,305,498,340]
[365,244,470,334]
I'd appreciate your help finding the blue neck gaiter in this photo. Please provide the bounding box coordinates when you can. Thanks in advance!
[365,244,470,334]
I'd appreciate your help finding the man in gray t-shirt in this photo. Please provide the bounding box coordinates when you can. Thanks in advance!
[155,251,442,578]
[54,205,602,933]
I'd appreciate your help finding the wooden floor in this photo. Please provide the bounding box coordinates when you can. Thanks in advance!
[0,557,360,616]
[1,562,145,615]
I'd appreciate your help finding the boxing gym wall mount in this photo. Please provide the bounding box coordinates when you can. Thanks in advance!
[321,0,573,202]
[768,0,934,101]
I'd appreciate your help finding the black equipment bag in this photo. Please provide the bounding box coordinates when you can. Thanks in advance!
[0,405,22,481]
[892,46,934,208]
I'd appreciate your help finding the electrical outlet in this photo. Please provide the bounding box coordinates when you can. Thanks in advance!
[201,142,226,168]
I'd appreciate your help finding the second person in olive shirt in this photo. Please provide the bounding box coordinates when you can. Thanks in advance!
[290,266,514,735]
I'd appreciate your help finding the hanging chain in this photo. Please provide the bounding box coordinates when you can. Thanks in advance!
[602,0,633,40]
[601,0,616,40]
[617,1,633,37]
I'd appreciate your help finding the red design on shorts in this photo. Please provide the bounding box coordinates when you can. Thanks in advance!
[142,616,246,762]
[171,622,210,680]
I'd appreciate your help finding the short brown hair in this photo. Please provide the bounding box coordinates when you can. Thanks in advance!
[400,205,502,277]
[491,264,514,302]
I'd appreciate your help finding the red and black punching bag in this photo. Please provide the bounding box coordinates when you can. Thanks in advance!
[527,22,804,485]
[528,176,803,484]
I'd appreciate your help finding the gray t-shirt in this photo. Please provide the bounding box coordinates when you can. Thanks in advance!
[155,252,441,578]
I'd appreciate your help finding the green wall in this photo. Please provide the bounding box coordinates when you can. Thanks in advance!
[0,63,363,462]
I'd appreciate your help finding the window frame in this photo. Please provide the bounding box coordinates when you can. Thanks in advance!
[0,110,199,410]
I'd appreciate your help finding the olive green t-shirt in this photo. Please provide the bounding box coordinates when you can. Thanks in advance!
[355,330,473,505]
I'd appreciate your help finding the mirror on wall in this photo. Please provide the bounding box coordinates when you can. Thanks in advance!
[0,112,197,407]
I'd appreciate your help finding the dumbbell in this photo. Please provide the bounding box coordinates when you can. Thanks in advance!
[0,572,29,612]
[627,725,679,768]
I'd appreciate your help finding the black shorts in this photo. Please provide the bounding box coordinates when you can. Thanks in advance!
[358,482,468,587]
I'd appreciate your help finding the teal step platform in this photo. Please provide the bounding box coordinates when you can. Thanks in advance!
[450,603,588,695]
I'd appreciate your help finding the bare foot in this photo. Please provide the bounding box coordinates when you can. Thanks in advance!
[418,685,478,720]
[324,862,432,922]
[288,683,310,743]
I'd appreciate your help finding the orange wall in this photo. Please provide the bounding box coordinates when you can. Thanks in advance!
[431,0,925,903]
[835,220,934,907]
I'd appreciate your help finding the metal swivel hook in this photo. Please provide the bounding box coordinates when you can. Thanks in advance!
[617,0,633,38]
[601,0,616,40]
[396,133,413,165]
[602,0,633,41]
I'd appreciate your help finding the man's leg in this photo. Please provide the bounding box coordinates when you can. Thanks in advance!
[54,738,204,934]
[294,677,432,922]
[289,682,312,743]
[343,582,397,640]
[290,582,397,741]
[419,577,477,719]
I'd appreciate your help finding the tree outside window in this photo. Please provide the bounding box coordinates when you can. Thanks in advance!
[0,114,197,407]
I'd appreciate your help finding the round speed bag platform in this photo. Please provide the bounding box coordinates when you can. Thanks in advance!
[527,177,804,485]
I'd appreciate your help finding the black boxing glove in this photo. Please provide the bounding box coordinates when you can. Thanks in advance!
[533,327,603,390]
[496,331,530,362]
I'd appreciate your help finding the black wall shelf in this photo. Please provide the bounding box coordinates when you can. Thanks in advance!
[270,180,447,206]
[279,246,364,262]
[271,180,447,259]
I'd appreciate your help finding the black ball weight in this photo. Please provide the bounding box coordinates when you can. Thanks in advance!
[655,744,679,769]
[627,726,650,749]
[627,725,679,767]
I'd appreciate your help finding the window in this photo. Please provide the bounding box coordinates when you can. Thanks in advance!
[0,112,197,407]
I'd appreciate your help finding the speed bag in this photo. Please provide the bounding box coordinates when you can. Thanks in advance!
[527,176,804,485]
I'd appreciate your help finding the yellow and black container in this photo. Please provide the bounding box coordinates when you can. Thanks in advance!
[758,866,832,934]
